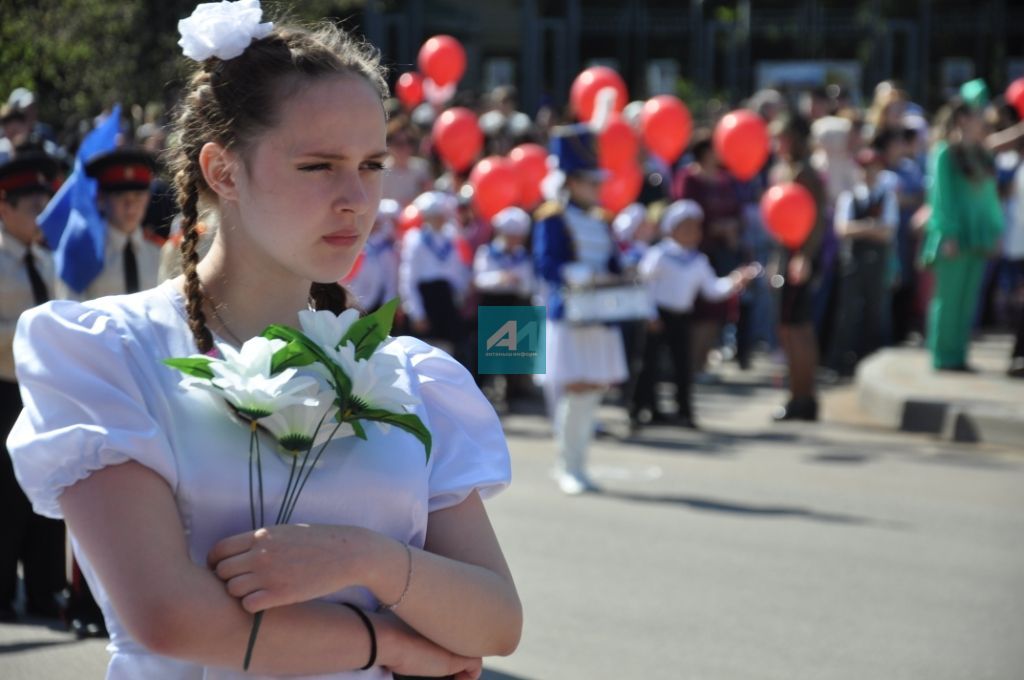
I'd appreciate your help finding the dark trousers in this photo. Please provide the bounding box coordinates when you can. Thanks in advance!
[1013,305,1024,360]
[0,380,66,612]
[829,241,889,375]
[631,308,694,421]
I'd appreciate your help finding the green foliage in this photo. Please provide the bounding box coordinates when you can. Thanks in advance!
[163,356,214,380]
[357,408,432,460]
[0,1,366,135]
[262,324,353,395]
[340,297,399,360]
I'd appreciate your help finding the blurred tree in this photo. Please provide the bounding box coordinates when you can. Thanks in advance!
[0,0,366,145]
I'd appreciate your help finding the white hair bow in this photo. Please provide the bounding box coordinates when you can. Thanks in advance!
[178,0,274,62]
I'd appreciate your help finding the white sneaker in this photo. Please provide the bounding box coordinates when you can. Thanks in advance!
[557,472,596,496]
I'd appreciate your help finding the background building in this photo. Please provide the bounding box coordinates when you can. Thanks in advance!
[361,0,1024,115]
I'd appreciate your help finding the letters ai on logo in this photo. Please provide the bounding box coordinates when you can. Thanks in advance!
[486,320,538,352]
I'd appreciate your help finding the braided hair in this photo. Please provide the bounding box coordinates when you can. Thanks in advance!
[167,22,388,352]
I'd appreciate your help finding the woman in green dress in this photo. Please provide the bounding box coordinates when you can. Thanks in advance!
[922,92,1004,371]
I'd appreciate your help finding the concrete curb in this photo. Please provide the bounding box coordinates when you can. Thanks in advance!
[856,347,1024,448]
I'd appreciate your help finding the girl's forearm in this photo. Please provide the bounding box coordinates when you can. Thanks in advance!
[153,561,469,676]
[363,538,523,658]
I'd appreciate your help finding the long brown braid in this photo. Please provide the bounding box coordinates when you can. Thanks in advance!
[167,21,388,352]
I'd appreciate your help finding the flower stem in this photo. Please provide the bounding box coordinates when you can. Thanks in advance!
[275,454,298,526]
[281,421,345,523]
[243,611,263,671]
[247,424,257,530]
[255,428,264,528]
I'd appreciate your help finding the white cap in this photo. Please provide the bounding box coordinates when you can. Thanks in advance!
[613,203,646,241]
[376,198,400,222]
[491,206,531,236]
[7,87,34,110]
[660,199,704,235]
[412,191,452,219]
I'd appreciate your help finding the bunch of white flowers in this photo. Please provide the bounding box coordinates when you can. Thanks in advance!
[163,298,428,669]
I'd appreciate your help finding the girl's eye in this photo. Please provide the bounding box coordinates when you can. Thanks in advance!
[361,161,388,172]
[299,163,331,172]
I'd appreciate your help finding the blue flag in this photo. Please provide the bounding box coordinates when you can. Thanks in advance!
[38,104,122,293]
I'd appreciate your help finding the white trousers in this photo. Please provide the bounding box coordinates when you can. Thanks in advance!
[554,390,603,477]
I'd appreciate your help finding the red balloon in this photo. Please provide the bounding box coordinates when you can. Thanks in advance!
[397,204,423,235]
[600,164,643,214]
[598,115,640,171]
[396,72,424,110]
[713,110,770,181]
[470,156,520,220]
[570,66,628,123]
[760,183,817,250]
[641,95,693,163]
[432,108,483,172]
[509,143,548,209]
[1007,78,1024,120]
[418,35,466,88]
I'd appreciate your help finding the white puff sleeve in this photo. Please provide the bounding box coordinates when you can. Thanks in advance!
[398,337,511,513]
[6,301,178,519]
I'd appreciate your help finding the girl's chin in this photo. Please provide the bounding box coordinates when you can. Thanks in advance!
[307,258,359,286]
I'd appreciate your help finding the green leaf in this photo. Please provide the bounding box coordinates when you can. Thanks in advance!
[340,298,400,360]
[357,408,432,462]
[350,419,368,440]
[262,324,352,395]
[270,340,317,373]
[163,357,214,380]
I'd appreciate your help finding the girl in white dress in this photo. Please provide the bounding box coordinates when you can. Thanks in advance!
[6,5,520,679]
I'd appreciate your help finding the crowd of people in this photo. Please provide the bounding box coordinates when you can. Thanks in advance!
[4,60,1024,636]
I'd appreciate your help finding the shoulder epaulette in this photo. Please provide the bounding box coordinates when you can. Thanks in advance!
[533,200,564,222]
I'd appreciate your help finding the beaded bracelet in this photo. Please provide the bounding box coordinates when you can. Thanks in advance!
[379,542,413,612]
[340,602,377,671]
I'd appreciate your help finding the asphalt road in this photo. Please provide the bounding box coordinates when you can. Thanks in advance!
[2,360,1022,679]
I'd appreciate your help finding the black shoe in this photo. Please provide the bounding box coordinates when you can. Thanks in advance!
[937,364,976,373]
[0,606,17,623]
[25,600,64,621]
[773,397,818,422]
[675,415,700,430]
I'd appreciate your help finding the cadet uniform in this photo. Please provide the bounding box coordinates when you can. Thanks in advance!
[0,152,66,621]
[56,149,161,301]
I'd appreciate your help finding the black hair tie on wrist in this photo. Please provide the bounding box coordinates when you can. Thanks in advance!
[341,602,377,671]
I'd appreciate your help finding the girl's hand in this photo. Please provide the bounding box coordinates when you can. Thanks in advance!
[787,253,810,285]
[208,524,379,613]
[378,614,483,680]
[941,239,959,258]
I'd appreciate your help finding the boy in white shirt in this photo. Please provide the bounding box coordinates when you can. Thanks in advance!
[630,200,757,429]
[828,147,898,376]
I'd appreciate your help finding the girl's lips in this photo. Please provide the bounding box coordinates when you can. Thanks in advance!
[322,232,360,246]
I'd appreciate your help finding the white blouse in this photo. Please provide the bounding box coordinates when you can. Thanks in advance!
[639,239,736,314]
[6,279,511,680]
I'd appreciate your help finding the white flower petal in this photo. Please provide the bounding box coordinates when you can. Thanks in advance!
[299,308,361,354]
[178,0,274,62]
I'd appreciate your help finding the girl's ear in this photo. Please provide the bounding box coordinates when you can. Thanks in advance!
[198,142,240,202]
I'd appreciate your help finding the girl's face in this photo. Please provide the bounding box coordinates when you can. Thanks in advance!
[958,110,986,144]
[567,174,602,209]
[229,75,387,284]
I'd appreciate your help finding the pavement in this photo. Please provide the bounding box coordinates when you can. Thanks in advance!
[856,334,1024,447]
[2,348,1023,679]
